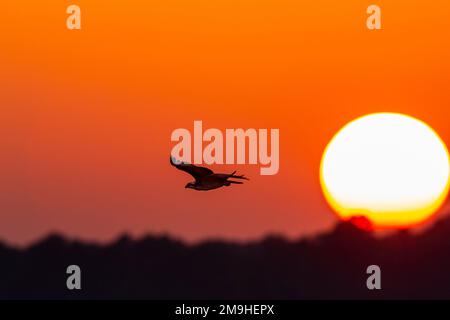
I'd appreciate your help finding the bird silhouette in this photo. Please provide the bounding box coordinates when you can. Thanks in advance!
[170,156,249,191]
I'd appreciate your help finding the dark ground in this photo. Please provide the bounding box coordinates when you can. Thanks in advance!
[1,216,450,299]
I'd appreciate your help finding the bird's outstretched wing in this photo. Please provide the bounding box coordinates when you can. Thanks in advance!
[170,156,214,181]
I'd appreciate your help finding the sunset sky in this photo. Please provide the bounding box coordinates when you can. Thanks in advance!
[2,0,450,245]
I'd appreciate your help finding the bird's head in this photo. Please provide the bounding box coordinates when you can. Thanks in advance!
[185,182,195,189]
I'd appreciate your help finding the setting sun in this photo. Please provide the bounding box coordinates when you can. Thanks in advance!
[320,113,450,229]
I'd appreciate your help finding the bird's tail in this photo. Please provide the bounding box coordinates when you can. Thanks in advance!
[230,171,249,180]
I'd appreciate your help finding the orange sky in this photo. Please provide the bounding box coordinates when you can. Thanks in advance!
[1,0,450,245]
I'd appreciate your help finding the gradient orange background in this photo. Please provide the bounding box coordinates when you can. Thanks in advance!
[2,0,450,245]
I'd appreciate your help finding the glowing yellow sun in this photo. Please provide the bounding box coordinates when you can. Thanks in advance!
[320,113,450,229]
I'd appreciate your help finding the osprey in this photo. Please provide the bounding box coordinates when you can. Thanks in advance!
[170,157,249,191]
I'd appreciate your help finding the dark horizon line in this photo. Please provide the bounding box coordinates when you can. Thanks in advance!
[2,212,447,251]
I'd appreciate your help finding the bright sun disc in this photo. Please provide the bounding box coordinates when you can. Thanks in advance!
[320,113,450,229]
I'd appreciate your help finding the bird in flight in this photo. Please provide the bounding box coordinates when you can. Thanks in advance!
[170,156,249,191]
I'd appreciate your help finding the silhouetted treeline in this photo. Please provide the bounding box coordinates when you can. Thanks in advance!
[1,217,450,299]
